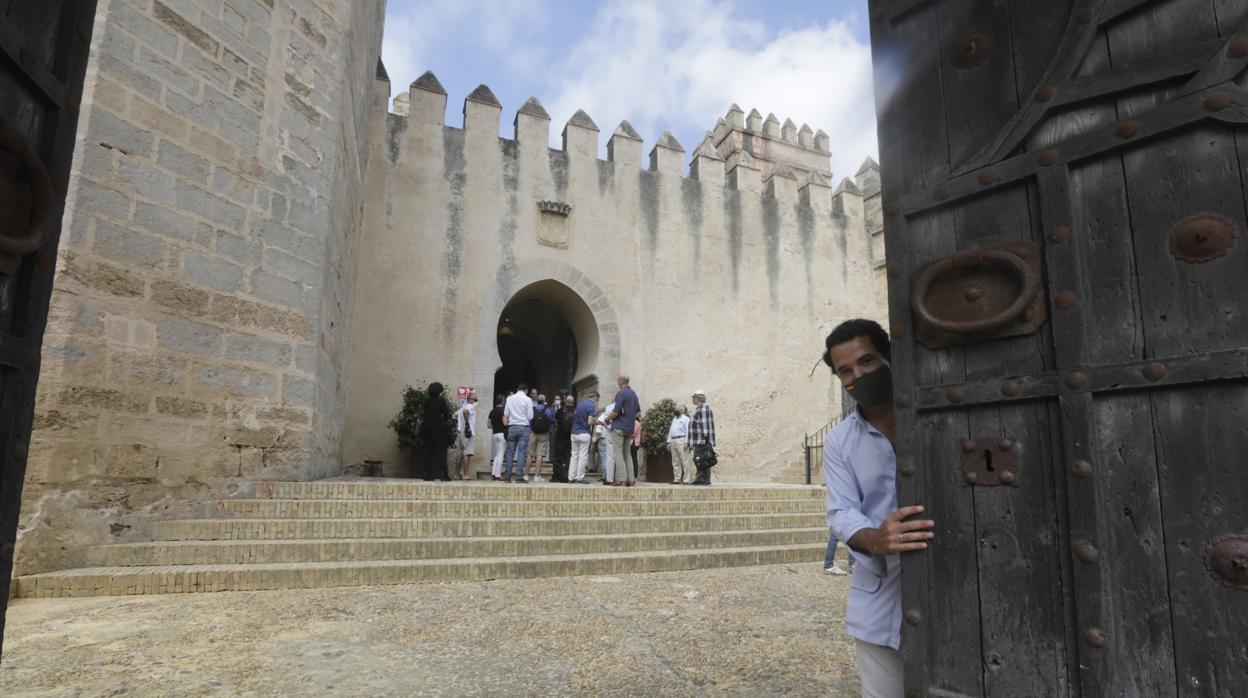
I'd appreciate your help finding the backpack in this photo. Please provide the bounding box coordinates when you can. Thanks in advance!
[531,409,550,434]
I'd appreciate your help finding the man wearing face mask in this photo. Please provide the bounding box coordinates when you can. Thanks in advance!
[822,319,935,698]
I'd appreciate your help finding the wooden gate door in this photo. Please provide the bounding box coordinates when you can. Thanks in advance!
[867,1,1248,695]
[0,0,96,659]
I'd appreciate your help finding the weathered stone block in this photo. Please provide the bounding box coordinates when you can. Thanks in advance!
[175,182,247,230]
[59,386,148,413]
[91,109,156,158]
[130,91,190,140]
[153,1,220,56]
[150,277,211,315]
[156,140,210,182]
[134,202,196,242]
[59,255,145,298]
[184,250,245,292]
[207,295,313,339]
[157,317,222,356]
[108,352,187,392]
[187,127,238,165]
[249,269,304,309]
[192,363,276,397]
[282,375,315,407]
[229,425,281,448]
[262,247,320,285]
[94,221,165,268]
[154,396,209,419]
[214,231,260,263]
[224,334,291,366]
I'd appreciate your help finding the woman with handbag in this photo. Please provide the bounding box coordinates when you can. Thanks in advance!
[688,389,717,485]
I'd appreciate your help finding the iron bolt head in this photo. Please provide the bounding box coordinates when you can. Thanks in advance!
[946,386,966,403]
[899,462,915,477]
[932,184,949,201]
[1046,225,1071,243]
[977,169,994,185]
[1000,471,1017,485]
[1084,628,1107,648]
[1000,381,1022,398]
[963,286,983,302]
[884,200,901,217]
[1071,460,1093,478]
[1073,6,1097,24]
[1231,35,1248,59]
[887,263,903,279]
[1075,542,1100,563]
[1205,91,1233,112]
[1064,371,1089,391]
[961,439,977,453]
[1054,291,1077,310]
[997,439,1014,451]
[1034,85,1056,103]
[1141,361,1167,382]
[964,472,979,486]
[1038,149,1059,167]
[1115,120,1138,139]
[895,393,911,408]
[904,609,922,626]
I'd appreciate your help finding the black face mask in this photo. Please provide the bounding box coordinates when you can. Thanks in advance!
[847,364,893,408]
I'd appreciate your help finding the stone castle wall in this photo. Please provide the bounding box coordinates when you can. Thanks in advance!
[19,0,385,575]
[343,75,887,482]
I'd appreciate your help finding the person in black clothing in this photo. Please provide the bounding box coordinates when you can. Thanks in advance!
[551,395,576,482]
[488,395,507,481]
[418,382,452,481]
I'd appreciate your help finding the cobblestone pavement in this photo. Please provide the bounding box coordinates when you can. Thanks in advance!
[0,562,858,697]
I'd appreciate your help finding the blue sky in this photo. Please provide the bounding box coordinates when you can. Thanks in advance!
[381,0,878,181]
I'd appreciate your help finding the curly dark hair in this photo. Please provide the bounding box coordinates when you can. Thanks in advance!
[427,382,445,397]
[823,319,891,367]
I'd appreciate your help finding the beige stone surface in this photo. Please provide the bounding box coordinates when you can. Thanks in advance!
[344,89,888,484]
[0,564,859,696]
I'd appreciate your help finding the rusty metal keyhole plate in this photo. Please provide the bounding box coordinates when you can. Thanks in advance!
[1207,536,1248,590]
[912,240,1047,349]
[961,438,1019,487]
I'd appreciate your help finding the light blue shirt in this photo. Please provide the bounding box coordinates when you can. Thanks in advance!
[667,414,690,441]
[823,408,901,650]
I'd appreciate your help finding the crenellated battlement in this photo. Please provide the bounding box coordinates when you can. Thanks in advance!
[376,70,877,211]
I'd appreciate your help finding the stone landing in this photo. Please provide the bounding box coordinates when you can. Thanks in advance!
[15,479,827,598]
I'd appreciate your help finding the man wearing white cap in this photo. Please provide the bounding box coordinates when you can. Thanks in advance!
[688,389,716,485]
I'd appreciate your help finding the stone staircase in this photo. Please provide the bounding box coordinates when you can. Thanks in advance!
[15,479,828,598]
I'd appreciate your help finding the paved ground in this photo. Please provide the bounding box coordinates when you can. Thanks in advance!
[0,562,857,697]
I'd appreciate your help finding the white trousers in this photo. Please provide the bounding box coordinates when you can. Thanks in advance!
[491,433,505,477]
[569,433,591,482]
[855,639,903,698]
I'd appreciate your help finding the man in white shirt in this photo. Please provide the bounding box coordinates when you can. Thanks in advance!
[454,394,478,480]
[501,383,534,483]
[595,402,614,485]
[666,404,692,485]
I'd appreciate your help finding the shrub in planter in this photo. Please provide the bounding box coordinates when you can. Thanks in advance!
[640,398,678,482]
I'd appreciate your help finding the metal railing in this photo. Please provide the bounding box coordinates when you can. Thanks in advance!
[803,414,845,484]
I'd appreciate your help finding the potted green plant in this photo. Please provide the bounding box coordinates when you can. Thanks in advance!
[639,398,678,483]
[389,385,456,477]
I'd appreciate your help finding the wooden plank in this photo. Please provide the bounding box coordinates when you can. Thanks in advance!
[914,347,1248,410]
[869,1,964,695]
[1055,37,1223,107]
[1150,383,1248,693]
[935,2,1067,693]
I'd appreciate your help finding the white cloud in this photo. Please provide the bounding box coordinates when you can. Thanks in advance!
[380,0,550,100]
[544,0,878,181]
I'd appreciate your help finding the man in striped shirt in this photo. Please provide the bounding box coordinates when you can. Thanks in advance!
[688,389,716,486]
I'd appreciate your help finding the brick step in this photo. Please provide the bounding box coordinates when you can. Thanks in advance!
[212,497,824,519]
[87,528,830,566]
[154,513,827,540]
[253,479,824,501]
[16,544,826,598]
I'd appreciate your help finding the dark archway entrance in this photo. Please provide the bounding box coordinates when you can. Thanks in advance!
[491,280,600,401]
